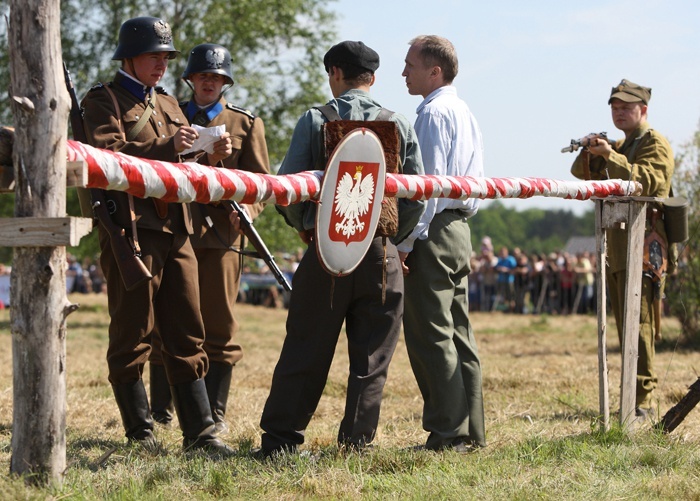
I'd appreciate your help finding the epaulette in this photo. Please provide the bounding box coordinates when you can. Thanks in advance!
[178,100,188,108]
[226,103,256,119]
[87,82,105,93]
[155,86,169,96]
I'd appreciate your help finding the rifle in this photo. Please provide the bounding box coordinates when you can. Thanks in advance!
[560,132,610,153]
[223,201,291,292]
[63,63,153,291]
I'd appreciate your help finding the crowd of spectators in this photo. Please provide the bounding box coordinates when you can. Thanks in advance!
[66,253,105,294]
[28,240,602,318]
[468,237,598,315]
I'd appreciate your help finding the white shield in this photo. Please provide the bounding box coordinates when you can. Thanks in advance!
[316,128,386,276]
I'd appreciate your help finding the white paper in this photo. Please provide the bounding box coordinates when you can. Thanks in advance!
[180,124,226,155]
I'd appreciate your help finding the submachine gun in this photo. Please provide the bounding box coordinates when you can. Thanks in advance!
[560,132,610,153]
[63,63,153,291]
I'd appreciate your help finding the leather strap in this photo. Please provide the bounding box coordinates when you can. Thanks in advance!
[104,85,168,219]
[581,150,591,180]
[127,89,157,141]
[102,85,146,248]
[314,104,394,122]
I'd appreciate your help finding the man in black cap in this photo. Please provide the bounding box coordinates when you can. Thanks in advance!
[257,40,425,456]
[570,79,674,421]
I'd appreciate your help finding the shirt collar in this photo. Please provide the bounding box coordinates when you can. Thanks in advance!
[621,122,651,150]
[417,85,457,114]
[185,98,224,124]
[115,70,151,101]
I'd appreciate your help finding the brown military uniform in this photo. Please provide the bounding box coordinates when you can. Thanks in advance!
[150,97,270,366]
[571,123,674,408]
[81,70,208,385]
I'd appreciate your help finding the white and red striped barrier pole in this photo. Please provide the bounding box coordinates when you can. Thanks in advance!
[67,140,641,204]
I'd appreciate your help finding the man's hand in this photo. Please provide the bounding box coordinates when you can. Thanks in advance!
[207,132,233,165]
[174,126,199,153]
[227,204,243,234]
[298,230,314,245]
[585,134,612,160]
[399,250,410,275]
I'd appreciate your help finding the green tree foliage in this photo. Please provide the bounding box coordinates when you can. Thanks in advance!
[666,123,700,341]
[2,1,337,164]
[0,0,337,263]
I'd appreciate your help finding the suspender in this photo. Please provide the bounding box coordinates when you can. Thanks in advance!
[314,104,395,122]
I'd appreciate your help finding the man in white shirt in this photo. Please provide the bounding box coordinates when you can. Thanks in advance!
[399,35,486,451]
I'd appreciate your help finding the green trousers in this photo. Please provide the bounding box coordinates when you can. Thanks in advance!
[608,270,657,409]
[403,211,486,448]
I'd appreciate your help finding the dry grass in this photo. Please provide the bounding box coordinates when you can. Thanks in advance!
[1,293,699,499]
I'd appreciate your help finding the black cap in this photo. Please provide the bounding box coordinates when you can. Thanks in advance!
[608,79,652,105]
[323,41,380,73]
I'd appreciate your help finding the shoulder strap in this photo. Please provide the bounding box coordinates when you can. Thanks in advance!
[127,91,157,141]
[101,83,146,250]
[315,105,341,122]
[315,104,394,123]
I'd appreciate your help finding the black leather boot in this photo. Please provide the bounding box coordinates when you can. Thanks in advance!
[111,380,156,448]
[149,363,174,426]
[171,378,236,458]
[205,362,233,434]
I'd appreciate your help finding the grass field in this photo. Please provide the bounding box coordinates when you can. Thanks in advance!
[1,293,699,499]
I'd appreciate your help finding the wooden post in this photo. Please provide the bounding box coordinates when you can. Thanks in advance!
[597,197,648,431]
[594,199,610,431]
[8,0,71,484]
[619,200,645,427]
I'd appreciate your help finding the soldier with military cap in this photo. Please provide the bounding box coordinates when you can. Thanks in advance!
[148,42,271,435]
[80,16,234,456]
[570,78,674,422]
[257,40,425,457]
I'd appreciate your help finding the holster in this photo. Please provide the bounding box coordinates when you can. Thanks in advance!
[642,208,667,283]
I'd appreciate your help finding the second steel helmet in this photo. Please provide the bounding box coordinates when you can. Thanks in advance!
[182,43,234,85]
[112,16,179,60]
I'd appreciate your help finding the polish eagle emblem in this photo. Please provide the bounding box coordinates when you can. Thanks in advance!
[333,164,374,238]
[205,48,225,69]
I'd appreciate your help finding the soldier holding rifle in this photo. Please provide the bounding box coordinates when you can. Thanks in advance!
[569,79,674,421]
[79,16,234,456]
[148,43,271,435]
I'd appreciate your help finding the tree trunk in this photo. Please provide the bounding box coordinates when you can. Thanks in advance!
[8,0,70,484]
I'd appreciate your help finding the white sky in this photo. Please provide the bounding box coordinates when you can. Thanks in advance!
[331,0,700,214]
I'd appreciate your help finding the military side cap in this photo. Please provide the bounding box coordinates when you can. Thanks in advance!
[608,79,651,105]
[324,41,380,73]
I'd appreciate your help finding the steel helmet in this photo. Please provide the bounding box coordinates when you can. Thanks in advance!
[112,16,179,60]
[182,43,234,85]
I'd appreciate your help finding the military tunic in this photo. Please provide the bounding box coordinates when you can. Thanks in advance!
[152,97,269,366]
[571,123,674,408]
[81,70,208,385]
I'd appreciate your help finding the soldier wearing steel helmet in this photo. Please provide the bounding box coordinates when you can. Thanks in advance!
[80,16,234,456]
[148,43,270,435]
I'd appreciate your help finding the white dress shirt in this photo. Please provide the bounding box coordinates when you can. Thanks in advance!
[397,85,484,252]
